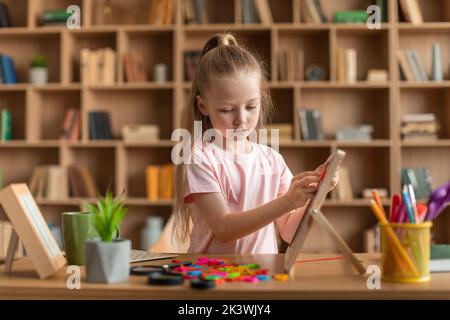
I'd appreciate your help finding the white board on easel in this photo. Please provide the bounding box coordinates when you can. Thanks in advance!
[0,184,66,279]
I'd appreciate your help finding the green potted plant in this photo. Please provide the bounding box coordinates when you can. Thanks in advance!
[29,55,48,85]
[84,191,130,283]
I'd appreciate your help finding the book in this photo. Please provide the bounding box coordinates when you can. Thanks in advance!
[303,0,321,23]
[41,11,71,23]
[254,0,273,24]
[79,166,97,198]
[397,50,416,81]
[131,51,147,82]
[376,0,388,23]
[313,0,328,23]
[344,48,357,83]
[298,108,309,140]
[407,0,423,24]
[102,48,116,84]
[80,49,91,84]
[159,164,174,199]
[405,49,424,81]
[89,111,113,140]
[336,47,345,82]
[184,51,201,81]
[1,109,11,141]
[0,2,12,28]
[398,0,412,22]
[366,69,388,82]
[146,166,159,200]
[410,49,428,81]
[192,0,207,24]
[333,11,367,23]
[0,54,17,84]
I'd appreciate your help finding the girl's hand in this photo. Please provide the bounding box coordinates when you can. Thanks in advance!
[282,171,321,209]
[314,163,339,192]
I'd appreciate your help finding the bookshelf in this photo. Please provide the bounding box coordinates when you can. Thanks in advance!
[0,0,449,252]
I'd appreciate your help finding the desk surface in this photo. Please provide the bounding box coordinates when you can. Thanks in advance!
[1,253,450,299]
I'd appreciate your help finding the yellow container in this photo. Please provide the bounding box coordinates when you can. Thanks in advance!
[380,222,432,283]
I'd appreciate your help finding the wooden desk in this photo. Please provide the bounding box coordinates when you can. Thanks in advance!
[1,253,450,299]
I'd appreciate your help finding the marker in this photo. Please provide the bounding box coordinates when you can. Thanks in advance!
[402,185,416,223]
[407,184,420,223]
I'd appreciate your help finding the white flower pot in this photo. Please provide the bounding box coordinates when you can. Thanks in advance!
[29,67,48,85]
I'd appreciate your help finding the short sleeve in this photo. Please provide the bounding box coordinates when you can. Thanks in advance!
[277,154,293,196]
[183,149,222,203]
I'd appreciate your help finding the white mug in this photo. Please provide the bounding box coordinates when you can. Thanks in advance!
[153,63,167,83]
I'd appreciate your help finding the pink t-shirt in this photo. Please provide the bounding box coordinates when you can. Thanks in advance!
[184,141,293,254]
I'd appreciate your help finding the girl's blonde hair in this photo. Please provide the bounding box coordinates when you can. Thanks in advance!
[173,33,274,243]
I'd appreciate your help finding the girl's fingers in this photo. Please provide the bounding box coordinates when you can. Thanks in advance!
[302,186,318,194]
[299,175,320,186]
[292,171,320,181]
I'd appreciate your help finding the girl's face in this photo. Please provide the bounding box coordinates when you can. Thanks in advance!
[196,71,261,142]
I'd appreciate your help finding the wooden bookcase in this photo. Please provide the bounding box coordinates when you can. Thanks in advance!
[0,0,449,252]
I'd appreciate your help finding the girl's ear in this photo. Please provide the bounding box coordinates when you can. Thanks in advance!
[196,95,209,116]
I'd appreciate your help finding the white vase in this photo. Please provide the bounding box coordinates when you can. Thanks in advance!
[29,67,48,85]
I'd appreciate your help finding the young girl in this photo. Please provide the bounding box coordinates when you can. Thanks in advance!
[173,33,337,254]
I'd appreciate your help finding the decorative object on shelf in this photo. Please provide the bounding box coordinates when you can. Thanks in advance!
[41,10,71,26]
[0,108,11,141]
[0,1,12,27]
[29,55,48,85]
[366,69,388,82]
[0,54,17,84]
[432,43,443,82]
[335,125,373,141]
[333,11,367,23]
[121,124,160,142]
[401,113,439,141]
[153,63,168,83]
[279,49,304,81]
[62,212,98,266]
[81,48,116,85]
[146,164,174,201]
[298,108,324,140]
[305,64,326,81]
[140,215,164,251]
[85,191,130,283]
[89,111,113,140]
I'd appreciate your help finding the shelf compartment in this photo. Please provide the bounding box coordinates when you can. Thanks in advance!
[28,89,81,141]
[280,146,331,175]
[339,146,391,199]
[300,207,377,253]
[398,29,450,81]
[0,90,25,140]
[335,29,389,82]
[63,146,116,196]
[299,88,390,139]
[399,88,450,139]
[183,29,272,79]
[31,0,83,27]
[0,32,61,83]
[91,0,156,26]
[84,88,174,140]
[124,146,173,198]
[277,29,330,81]
[401,146,450,191]
[66,31,117,83]
[123,30,174,82]
[399,0,450,23]
[0,147,59,186]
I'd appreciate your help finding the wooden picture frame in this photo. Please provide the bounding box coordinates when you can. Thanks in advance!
[284,149,365,275]
[0,184,66,279]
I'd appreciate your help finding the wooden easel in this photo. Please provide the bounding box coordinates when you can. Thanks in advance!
[310,208,366,275]
[4,229,20,273]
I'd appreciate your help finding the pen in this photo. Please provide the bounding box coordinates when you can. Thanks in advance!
[407,184,420,223]
[372,189,387,219]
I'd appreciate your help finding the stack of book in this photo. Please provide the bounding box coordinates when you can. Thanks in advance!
[61,109,80,142]
[398,0,423,24]
[146,164,175,200]
[149,0,173,25]
[0,109,11,141]
[301,0,328,23]
[298,108,324,141]
[336,48,357,83]
[80,48,116,85]
[397,49,428,82]
[241,0,273,24]
[41,10,71,26]
[0,2,11,27]
[331,166,354,201]
[0,221,25,261]
[278,49,304,81]
[401,167,433,201]
[89,111,113,140]
[29,165,98,199]
[264,123,293,141]
[401,113,439,141]
[123,51,147,82]
[184,51,202,81]
[364,225,380,253]
[0,54,17,84]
